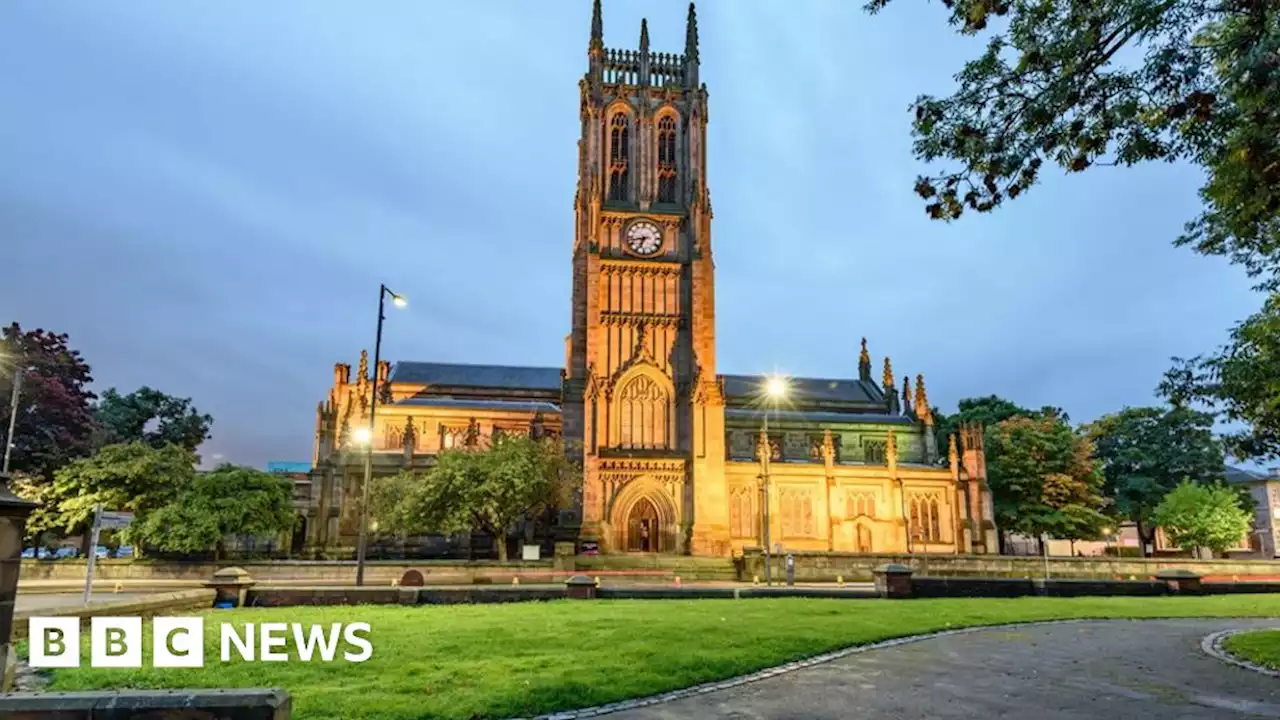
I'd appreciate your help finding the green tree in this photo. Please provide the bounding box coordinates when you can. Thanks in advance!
[1153,480,1252,557]
[393,436,574,561]
[1161,296,1280,460]
[369,470,422,541]
[1086,405,1224,555]
[1,323,97,481]
[934,395,1031,446]
[865,0,1280,288]
[94,387,213,453]
[47,442,197,550]
[132,464,295,561]
[987,412,1109,548]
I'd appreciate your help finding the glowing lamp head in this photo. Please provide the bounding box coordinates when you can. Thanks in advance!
[764,375,788,400]
[391,294,408,309]
[353,427,373,445]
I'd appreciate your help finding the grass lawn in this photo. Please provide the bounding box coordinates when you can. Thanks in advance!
[40,595,1280,720]
[1224,627,1280,670]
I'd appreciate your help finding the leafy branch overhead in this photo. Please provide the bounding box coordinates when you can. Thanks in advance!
[868,0,1280,285]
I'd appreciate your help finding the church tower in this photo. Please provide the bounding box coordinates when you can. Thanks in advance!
[563,1,729,555]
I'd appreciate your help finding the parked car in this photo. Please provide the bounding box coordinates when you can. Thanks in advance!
[116,545,134,558]
[54,547,78,559]
[21,548,35,559]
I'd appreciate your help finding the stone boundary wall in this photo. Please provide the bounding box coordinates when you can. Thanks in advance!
[0,689,290,719]
[19,555,739,587]
[738,550,1280,582]
[10,589,216,641]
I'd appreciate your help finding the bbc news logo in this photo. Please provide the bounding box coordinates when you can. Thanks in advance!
[28,617,373,668]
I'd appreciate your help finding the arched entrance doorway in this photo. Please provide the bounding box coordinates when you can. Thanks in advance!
[856,523,873,553]
[626,497,662,553]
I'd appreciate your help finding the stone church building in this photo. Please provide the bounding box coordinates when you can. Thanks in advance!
[305,2,999,558]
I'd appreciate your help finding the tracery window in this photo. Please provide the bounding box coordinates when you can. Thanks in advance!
[729,486,757,539]
[909,495,944,543]
[441,425,467,451]
[608,113,630,202]
[617,374,669,449]
[780,488,815,537]
[863,439,886,464]
[382,424,403,451]
[657,115,677,203]
[846,491,876,519]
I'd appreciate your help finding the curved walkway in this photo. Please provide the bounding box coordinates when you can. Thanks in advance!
[604,619,1280,719]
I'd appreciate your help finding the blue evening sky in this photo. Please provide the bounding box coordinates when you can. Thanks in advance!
[0,1,1260,469]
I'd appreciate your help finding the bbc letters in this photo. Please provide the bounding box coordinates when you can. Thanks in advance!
[28,617,373,668]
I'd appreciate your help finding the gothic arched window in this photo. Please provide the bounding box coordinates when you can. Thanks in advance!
[617,373,668,449]
[929,497,942,542]
[609,113,630,202]
[657,115,677,203]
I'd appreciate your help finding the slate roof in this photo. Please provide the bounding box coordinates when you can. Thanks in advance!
[721,374,884,405]
[725,408,912,425]
[390,397,561,413]
[1225,465,1269,484]
[389,362,562,391]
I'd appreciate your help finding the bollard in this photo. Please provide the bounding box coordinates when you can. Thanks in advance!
[391,578,399,587]
[594,576,600,588]
[114,582,123,593]
[836,575,844,587]
[753,574,760,586]
[512,577,520,585]
[674,576,681,587]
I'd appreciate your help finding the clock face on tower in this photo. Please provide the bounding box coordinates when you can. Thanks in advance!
[625,221,663,256]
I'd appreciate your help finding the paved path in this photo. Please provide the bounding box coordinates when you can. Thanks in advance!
[609,619,1280,719]
[14,592,156,614]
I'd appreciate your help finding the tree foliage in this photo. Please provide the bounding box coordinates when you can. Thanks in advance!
[1160,295,1280,460]
[1086,405,1224,552]
[132,464,295,560]
[986,412,1109,542]
[46,442,197,541]
[94,387,213,453]
[1153,480,1252,555]
[867,0,1280,287]
[1,323,97,480]
[377,436,575,561]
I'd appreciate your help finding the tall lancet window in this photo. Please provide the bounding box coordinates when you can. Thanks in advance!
[657,115,677,203]
[609,113,630,202]
[617,374,668,449]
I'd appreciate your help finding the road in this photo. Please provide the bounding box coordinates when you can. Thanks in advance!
[608,619,1280,718]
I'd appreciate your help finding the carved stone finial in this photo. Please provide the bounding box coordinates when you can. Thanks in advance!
[590,0,604,52]
[886,430,898,471]
[882,356,894,390]
[822,429,835,463]
[465,418,481,448]
[948,433,959,478]
[915,374,933,424]
[858,338,871,382]
[685,3,699,61]
[357,350,369,383]
[902,376,913,417]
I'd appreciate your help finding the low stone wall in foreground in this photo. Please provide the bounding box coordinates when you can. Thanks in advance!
[738,550,1280,583]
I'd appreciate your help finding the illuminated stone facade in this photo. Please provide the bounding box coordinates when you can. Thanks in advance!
[306,1,998,557]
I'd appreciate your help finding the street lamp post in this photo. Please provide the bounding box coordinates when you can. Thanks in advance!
[2,368,22,475]
[759,375,787,587]
[355,284,406,588]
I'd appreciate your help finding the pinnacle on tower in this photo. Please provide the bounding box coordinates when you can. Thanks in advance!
[589,0,604,52]
[915,374,933,424]
[882,356,894,390]
[685,3,699,61]
[902,376,913,416]
[858,338,871,382]
[640,18,649,53]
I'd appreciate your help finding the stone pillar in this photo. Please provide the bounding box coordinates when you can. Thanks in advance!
[553,542,577,573]
[872,563,914,599]
[205,567,256,608]
[0,473,36,691]
[565,575,598,600]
